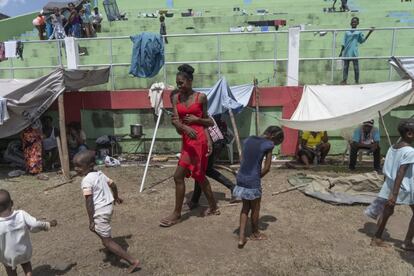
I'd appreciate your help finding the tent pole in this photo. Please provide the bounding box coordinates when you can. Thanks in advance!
[58,94,70,179]
[254,78,260,136]
[56,136,66,178]
[378,111,392,147]
[229,109,242,161]
[140,108,163,193]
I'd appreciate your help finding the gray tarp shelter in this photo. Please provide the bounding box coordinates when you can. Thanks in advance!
[0,67,109,179]
[0,67,110,139]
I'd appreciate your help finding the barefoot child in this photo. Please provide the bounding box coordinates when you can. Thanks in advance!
[73,150,140,273]
[0,189,57,276]
[234,126,284,248]
[371,119,414,250]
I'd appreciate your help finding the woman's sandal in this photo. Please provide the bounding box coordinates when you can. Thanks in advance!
[202,208,221,217]
[36,174,49,181]
[159,217,181,227]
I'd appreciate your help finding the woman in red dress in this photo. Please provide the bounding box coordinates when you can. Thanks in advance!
[160,64,220,227]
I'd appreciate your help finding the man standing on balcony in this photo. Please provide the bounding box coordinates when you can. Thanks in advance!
[339,17,374,84]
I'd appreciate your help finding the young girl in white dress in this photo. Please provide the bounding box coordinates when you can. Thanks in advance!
[371,119,414,250]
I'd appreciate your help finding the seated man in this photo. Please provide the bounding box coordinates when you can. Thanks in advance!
[297,131,330,168]
[349,120,381,172]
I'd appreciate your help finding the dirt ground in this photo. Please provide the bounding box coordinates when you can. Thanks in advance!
[1,164,414,276]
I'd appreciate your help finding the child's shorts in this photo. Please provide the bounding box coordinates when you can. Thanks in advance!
[93,204,113,238]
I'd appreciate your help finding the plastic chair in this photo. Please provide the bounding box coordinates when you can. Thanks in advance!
[226,128,236,164]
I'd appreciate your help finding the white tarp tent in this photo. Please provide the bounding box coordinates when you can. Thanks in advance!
[281,57,414,131]
[280,80,413,131]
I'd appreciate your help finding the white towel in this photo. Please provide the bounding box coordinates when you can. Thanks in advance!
[4,41,17,58]
[148,82,165,116]
[0,98,10,125]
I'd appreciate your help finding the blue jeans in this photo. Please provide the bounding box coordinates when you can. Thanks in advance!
[343,59,359,83]
[71,23,81,38]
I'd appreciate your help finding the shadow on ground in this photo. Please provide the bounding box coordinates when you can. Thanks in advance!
[233,214,277,236]
[33,262,76,276]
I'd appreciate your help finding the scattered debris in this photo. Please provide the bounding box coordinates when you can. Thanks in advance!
[272,183,309,196]
[43,179,74,192]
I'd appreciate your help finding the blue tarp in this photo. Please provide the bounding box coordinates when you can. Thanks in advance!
[129,33,165,78]
[196,77,254,116]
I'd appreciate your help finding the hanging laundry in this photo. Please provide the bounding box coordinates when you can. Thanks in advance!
[4,41,23,59]
[0,98,10,125]
[129,32,165,78]
[0,42,7,62]
[16,41,24,60]
[4,41,17,58]
[148,82,165,116]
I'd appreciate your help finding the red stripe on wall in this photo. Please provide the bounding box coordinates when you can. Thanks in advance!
[51,87,303,155]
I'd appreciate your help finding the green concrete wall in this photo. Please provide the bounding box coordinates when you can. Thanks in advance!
[1,0,413,87]
[0,12,37,41]
[79,107,284,155]
[1,0,414,156]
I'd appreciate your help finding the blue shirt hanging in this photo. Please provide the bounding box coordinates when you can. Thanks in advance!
[129,32,165,78]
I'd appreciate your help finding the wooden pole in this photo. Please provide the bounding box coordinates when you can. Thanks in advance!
[254,78,260,136]
[56,136,66,177]
[58,94,70,179]
[272,183,309,196]
[378,111,392,147]
[228,109,242,161]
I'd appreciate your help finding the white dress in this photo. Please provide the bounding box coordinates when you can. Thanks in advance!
[0,210,50,269]
[378,146,414,205]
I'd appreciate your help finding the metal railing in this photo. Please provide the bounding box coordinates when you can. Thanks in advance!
[1,26,414,88]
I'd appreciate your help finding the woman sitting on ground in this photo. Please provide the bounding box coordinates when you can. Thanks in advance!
[297,131,330,168]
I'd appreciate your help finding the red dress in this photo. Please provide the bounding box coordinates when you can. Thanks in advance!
[176,92,208,182]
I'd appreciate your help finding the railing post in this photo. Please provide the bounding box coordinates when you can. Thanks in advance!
[331,31,337,83]
[273,32,277,86]
[389,28,397,80]
[56,39,63,66]
[217,34,221,78]
[109,38,115,90]
[9,55,15,79]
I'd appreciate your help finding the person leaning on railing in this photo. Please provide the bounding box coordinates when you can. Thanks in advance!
[339,17,374,85]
